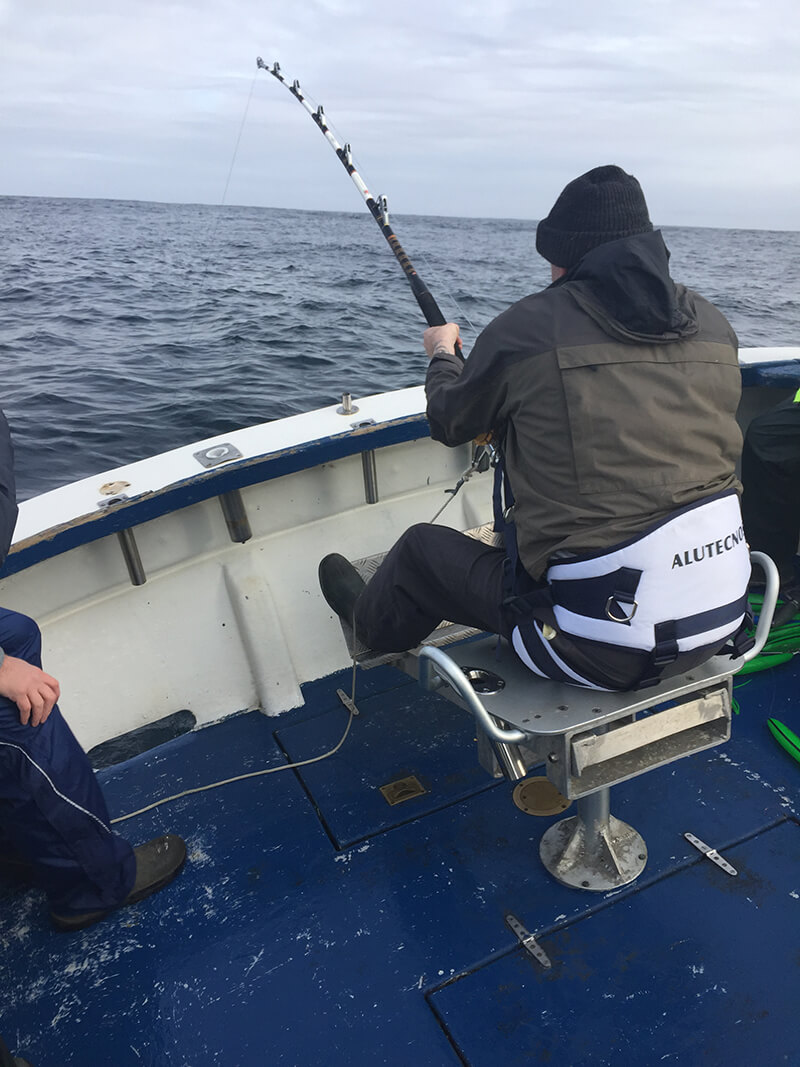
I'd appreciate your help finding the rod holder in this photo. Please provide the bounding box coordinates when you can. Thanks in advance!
[361,449,379,504]
[337,392,359,415]
[117,529,146,586]
[219,489,252,544]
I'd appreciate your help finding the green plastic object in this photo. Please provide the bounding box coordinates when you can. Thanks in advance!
[767,718,800,765]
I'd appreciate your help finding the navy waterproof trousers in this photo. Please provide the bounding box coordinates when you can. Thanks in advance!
[0,608,135,915]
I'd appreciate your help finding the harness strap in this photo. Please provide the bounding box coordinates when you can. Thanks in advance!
[653,619,680,666]
[724,607,756,658]
[550,566,642,624]
[493,452,531,604]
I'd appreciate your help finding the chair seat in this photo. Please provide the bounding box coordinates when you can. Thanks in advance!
[410,633,737,800]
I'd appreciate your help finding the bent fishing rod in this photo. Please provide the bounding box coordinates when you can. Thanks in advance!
[256,57,453,335]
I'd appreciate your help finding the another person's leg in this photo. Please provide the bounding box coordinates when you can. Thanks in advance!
[0,608,183,929]
[741,395,800,586]
[0,608,136,913]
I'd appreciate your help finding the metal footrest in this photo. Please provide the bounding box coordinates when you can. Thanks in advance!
[338,523,501,668]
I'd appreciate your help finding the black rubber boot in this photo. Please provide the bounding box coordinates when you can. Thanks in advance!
[318,553,366,622]
[50,834,187,932]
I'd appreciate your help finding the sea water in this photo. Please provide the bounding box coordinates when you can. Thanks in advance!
[1,195,799,499]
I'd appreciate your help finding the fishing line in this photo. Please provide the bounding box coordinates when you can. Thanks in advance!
[220,70,260,208]
[412,244,481,341]
[163,68,261,364]
[109,710,355,823]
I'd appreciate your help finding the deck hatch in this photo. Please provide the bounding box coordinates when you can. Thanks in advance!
[429,819,800,1065]
[274,680,499,847]
[511,777,571,816]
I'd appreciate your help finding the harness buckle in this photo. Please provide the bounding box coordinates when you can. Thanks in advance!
[605,597,638,623]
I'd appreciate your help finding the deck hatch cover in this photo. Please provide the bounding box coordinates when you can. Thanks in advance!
[274,681,497,847]
[512,777,571,817]
[429,819,800,1066]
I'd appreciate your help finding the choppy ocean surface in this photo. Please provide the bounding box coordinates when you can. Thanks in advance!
[2,195,799,500]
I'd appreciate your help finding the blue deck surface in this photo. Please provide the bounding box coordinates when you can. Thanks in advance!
[0,657,798,1067]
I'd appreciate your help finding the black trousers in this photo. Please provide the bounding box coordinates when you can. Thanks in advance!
[351,523,717,691]
[354,524,513,651]
[741,395,800,586]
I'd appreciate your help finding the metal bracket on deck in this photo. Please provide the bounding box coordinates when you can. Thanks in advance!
[505,913,552,969]
[684,832,738,876]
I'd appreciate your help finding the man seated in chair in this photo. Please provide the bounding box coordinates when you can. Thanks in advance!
[319,165,751,691]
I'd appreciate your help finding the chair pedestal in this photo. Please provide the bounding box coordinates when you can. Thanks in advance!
[539,787,647,891]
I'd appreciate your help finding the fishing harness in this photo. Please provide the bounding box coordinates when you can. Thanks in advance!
[492,452,755,688]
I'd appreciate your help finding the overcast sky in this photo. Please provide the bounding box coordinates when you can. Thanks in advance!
[2,0,798,229]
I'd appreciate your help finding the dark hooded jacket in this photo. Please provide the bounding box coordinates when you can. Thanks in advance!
[425,231,742,579]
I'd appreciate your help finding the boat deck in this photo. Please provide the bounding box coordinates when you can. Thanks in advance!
[1,652,799,1066]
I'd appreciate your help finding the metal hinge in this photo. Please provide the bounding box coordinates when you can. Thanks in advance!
[684,832,738,876]
[505,913,552,969]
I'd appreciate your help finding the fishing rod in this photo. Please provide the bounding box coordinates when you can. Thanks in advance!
[256,57,453,334]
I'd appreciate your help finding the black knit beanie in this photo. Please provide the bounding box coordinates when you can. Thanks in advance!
[535,165,653,269]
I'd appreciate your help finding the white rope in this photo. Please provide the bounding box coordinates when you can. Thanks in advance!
[111,631,362,825]
[109,708,355,824]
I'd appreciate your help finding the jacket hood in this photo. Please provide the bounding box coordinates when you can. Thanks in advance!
[554,230,698,343]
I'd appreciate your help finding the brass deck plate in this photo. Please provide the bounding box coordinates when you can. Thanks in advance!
[512,777,571,816]
[379,776,428,806]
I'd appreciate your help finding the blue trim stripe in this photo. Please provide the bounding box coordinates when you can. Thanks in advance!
[740,362,800,388]
[3,415,430,577]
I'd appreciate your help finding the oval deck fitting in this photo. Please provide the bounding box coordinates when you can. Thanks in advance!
[512,777,571,816]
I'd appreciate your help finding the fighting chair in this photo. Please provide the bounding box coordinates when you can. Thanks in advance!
[342,531,779,892]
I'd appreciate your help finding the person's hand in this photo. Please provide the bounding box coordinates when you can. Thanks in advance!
[0,655,60,727]
[423,323,461,359]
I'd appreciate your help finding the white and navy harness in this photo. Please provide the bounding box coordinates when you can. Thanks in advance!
[494,462,752,690]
